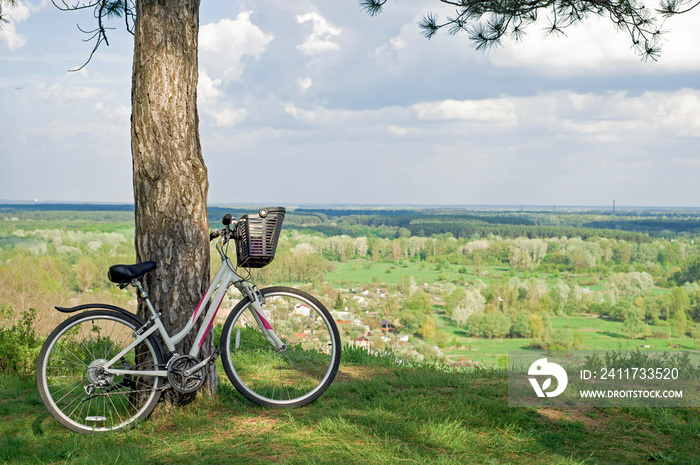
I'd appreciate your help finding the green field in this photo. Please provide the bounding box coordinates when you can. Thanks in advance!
[2,207,700,463]
[2,359,699,465]
[438,315,698,366]
[325,260,559,287]
[322,259,693,367]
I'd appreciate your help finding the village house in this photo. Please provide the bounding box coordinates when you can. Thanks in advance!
[380,319,397,333]
[352,336,371,350]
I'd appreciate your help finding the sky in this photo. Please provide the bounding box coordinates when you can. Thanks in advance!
[1,0,699,207]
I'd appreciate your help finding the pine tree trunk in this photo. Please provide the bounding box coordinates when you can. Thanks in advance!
[131,0,217,398]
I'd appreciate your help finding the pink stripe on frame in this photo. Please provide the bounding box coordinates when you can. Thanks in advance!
[192,283,213,323]
[255,309,273,330]
[198,299,223,349]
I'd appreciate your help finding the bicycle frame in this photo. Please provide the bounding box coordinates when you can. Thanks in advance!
[102,239,285,379]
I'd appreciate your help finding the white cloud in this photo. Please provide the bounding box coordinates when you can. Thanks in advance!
[197,70,247,127]
[488,13,700,74]
[517,89,700,140]
[296,12,341,56]
[297,77,313,92]
[412,98,518,126]
[93,102,130,123]
[284,103,402,126]
[199,12,274,80]
[0,1,30,51]
[210,106,247,127]
[386,125,418,137]
[279,89,700,172]
[374,34,407,57]
[653,89,700,137]
[35,83,104,105]
[198,71,223,106]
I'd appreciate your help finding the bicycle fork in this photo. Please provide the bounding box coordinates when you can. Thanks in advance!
[236,282,287,352]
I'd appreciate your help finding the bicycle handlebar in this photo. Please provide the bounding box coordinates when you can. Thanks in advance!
[210,208,270,243]
[209,229,223,241]
[210,213,240,242]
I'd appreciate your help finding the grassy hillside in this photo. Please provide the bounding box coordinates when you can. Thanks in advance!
[2,358,698,465]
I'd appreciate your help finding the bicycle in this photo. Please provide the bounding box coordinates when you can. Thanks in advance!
[36,207,341,434]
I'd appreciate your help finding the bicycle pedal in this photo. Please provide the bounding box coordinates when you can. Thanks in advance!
[208,349,221,365]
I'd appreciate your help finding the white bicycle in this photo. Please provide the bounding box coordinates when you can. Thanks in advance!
[36,208,341,433]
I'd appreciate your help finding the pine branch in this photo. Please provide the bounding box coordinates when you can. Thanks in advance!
[53,0,135,71]
[361,0,693,61]
[0,0,19,25]
[359,0,388,17]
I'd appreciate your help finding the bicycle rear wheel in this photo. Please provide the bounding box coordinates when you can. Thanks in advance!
[36,310,164,433]
[220,287,341,407]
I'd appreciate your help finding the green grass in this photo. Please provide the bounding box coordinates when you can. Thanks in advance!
[2,361,699,465]
[324,261,546,287]
[323,259,641,293]
[438,315,699,366]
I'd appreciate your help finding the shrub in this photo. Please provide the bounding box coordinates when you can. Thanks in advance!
[433,329,451,348]
[0,308,43,378]
[651,329,670,339]
[690,325,700,341]
[550,328,574,350]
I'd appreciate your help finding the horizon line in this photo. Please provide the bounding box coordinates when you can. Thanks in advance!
[2,200,700,211]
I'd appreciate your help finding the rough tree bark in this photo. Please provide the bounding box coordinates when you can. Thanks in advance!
[131,0,217,397]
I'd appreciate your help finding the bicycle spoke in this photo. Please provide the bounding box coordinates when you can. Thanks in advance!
[37,311,163,433]
[222,288,340,407]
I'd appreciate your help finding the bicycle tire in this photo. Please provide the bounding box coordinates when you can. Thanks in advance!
[36,309,165,433]
[220,287,341,407]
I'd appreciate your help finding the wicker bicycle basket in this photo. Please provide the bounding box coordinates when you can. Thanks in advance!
[235,207,286,268]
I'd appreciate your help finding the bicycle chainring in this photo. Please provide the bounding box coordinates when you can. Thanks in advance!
[167,354,206,394]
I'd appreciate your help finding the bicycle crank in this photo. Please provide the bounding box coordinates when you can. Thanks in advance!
[166,354,206,394]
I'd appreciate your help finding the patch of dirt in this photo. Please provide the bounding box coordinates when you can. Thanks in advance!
[536,407,607,431]
[227,414,279,435]
[335,365,394,381]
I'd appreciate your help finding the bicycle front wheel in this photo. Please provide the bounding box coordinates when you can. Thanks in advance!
[221,287,341,407]
[36,310,165,433]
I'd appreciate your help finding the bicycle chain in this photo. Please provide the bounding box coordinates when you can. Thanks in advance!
[83,364,174,398]
[86,384,172,398]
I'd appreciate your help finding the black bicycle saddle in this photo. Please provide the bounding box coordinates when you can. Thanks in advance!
[107,261,157,284]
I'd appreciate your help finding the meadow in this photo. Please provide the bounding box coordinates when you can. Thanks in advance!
[2,357,699,464]
[1,206,700,463]
[2,206,700,367]
[321,259,696,366]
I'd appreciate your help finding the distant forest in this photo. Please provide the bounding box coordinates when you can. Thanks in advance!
[3,204,700,240]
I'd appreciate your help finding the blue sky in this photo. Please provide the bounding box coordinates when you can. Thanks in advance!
[1,0,699,207]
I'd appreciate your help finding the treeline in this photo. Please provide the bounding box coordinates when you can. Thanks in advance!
[5,205,700,241]
[290,220,651,242]
[584,219,700,235]
[0,211,134,230]
[269,231,696,277]
[286,212,651,242]
[0,204,133,212]
[289,209,700,239]
[397,222,650,242]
